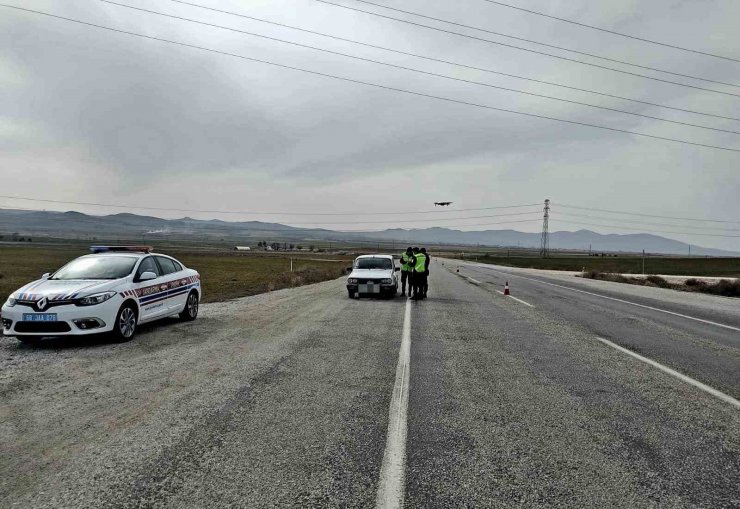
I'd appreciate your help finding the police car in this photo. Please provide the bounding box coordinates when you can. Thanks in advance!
[1,246,201,343]
[346,254,399,298]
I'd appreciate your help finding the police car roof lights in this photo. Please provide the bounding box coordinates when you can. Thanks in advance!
[89,245,153,254]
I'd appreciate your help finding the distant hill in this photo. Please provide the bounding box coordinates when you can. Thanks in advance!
[0,208,736,256]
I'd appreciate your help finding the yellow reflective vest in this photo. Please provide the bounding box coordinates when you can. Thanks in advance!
[401,253,413,272]
[414,253,427,273]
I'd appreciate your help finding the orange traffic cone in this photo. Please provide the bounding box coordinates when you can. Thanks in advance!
[504,282,510,295]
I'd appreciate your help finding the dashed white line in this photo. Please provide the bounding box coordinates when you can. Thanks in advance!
[595,336,740,409]
[495,290,535,307]
[376,298,411,509]
[469,264,740,333]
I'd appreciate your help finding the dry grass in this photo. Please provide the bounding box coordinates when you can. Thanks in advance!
[582,271,740,297]
[0,246,350,305]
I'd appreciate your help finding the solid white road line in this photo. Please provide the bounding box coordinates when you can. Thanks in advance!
[595,336,740,409]
[471,264,740,333]
[376,299,412,509]
[466,277,482,285]
[495,290,535,308]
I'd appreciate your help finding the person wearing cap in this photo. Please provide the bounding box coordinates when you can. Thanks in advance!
[399,247,414,297]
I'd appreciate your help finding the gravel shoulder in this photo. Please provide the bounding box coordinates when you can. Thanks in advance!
[0,277,401,507]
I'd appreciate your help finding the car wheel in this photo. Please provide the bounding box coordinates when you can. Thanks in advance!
[112,303,138,342]
[348,290,356,299]
[179,291,199,321]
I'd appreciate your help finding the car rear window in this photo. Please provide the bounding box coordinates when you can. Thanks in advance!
[156,256,179,275]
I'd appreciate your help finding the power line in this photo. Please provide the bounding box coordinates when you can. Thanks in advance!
[314,0,740,94]
[97,1,740,136]
[162,0,740,123]
[0,194,540,217]
[555,219,740,238]
[4,5,739,154]
[556,204,740,224]
[556,212,740,232]
[0,204,542,233]
[256,211,543,225]
[478,0,740,63]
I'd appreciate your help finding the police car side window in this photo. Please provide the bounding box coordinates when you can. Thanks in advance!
[156,256,178,276]
[171,260,183,272]
[136,257,160,279]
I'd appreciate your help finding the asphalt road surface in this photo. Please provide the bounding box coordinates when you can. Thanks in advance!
[1,259,738,507]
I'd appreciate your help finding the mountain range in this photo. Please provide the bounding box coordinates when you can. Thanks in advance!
[0,208,735,256]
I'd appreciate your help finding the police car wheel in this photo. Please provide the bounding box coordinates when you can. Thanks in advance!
[112,303,138,342]
[179,291,199,321]
[348,290,356,299]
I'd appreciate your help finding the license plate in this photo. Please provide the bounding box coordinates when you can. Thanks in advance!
[23,313,57,322]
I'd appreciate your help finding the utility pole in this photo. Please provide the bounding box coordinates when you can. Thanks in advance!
[540,199,550,258]
[642,249,645,275]
[688,244,691,257]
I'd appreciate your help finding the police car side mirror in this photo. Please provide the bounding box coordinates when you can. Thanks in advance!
[42,272,51,279]
[394,267,401,272]
[139,271,157,282]
[346,267,353,273]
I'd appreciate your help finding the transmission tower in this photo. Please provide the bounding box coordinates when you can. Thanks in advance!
[540,199,550,258]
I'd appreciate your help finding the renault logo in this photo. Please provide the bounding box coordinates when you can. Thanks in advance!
[36,297,48,311]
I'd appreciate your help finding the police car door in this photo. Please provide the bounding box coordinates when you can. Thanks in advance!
[155,256,187,313]
[133,256,170,321]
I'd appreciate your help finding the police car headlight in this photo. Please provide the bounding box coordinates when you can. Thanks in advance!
[382,279,392,284]
[4,296,16,307]
[348,278,358,284]
[76,291,116,306]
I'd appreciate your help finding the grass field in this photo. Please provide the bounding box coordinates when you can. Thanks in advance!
[462,255,740,277]
[0,246,350,305]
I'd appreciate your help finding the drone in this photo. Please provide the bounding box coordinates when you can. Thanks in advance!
[434,202,453,207]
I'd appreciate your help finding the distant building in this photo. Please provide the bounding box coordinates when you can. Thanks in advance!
[234,246,251,251]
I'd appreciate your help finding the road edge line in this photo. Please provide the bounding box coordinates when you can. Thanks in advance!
[595,336,740,409]
[375,299,412,508]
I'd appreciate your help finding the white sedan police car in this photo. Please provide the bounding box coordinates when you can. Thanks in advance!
[1,246,201,344]
[346,254,399,298]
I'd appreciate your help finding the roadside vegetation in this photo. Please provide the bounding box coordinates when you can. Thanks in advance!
[0,246,350,305]
[464,255,740,277]
[582,271,740,297]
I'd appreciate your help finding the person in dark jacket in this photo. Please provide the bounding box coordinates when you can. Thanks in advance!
[420,247,430,298]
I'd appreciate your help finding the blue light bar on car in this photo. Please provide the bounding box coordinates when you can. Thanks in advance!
[90,246,153,254]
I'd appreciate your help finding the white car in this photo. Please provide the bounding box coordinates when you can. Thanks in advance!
[1,246,201,344]
[346,254,399,298]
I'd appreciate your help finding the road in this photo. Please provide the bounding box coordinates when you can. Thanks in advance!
[0,260,738,507]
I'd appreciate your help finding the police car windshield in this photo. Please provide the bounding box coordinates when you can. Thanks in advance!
[51,256,138,280]
[355,258,393,270]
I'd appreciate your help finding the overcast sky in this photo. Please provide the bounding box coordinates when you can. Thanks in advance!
[1,0,739,249]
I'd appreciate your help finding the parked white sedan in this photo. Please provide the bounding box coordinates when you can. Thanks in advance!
[346,254,399,298]
[1,246,201,343]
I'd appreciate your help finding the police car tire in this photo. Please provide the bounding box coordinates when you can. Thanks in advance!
[348,290,356,299]
[112,303,138,342]
[179,291,199,321]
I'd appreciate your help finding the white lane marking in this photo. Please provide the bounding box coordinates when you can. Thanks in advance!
[495,290,535,308]
[466,277,482,285]
[595,336,740,409]
[469,264,740,333]
[376,299,412,509]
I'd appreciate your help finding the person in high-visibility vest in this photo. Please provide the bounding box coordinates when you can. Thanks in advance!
[412,248,427,300]
[399,246,414,297]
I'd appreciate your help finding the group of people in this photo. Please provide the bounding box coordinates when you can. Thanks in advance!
[399,246,431,300]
